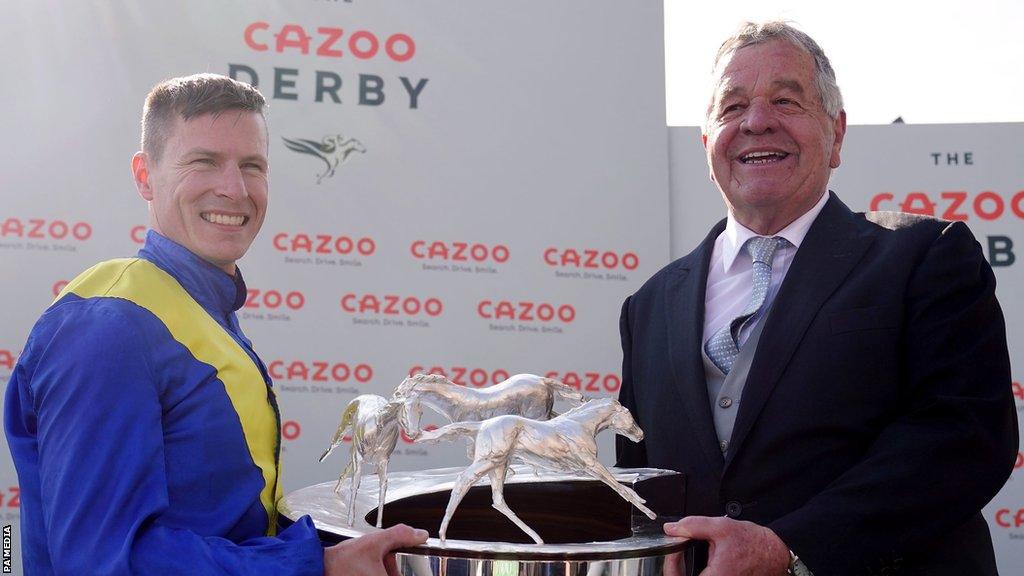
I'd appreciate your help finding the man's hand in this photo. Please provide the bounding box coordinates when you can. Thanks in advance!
[323,524,429,576]
[665,516,791,576]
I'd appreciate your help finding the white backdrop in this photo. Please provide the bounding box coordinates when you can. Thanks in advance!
[0,2,668,574]
[671,124,1024,574]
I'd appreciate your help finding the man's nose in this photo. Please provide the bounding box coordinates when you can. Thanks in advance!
[740,99,777,134]
[216,165,249,199]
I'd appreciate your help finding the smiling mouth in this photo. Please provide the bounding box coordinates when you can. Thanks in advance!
[201,212,248,226]
[740,151,790,164]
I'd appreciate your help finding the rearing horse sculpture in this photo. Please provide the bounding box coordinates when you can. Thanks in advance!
[416,397,657,544]
[319,394,404,527]
[394,373,585,438]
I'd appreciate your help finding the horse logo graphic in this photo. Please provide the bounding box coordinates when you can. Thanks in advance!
[282,134,366,184]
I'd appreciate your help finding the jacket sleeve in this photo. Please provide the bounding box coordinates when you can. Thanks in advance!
[15,302,324,575]
[768,221,1018,575]
[616,295,649,468]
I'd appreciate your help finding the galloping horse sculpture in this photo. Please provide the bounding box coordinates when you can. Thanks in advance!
[416,397,657,544]
[394,373,585,438]
[319,394,404,527]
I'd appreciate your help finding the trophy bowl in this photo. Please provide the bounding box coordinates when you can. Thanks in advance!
[278,465,690,576]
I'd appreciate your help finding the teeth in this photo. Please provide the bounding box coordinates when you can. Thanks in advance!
[741,151,788,164]
[202,213,246,226]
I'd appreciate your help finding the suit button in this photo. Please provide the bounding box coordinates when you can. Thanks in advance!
[725,501,743,518]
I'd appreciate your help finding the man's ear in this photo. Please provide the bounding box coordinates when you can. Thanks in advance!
[702,131,716,183]
[829,110,847,169]
[132,152,154,201]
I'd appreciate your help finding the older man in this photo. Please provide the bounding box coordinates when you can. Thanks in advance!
[616,22,1016,576]
[5,74,425,575]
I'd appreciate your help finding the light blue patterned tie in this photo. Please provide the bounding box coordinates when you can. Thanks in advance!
[705,236,786,374]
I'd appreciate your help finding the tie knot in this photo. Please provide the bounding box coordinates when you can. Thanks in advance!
[745,236,784,265]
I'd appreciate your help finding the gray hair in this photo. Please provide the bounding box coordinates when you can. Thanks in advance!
[141,73,267,162]
[706,21,843,128]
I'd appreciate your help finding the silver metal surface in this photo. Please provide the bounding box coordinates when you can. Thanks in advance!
[393,373,585,438]
[416,398,657,544]
[318,394,403,527]
[393,551,682,576]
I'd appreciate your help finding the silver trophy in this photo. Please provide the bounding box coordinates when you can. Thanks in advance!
[301,372,689,575]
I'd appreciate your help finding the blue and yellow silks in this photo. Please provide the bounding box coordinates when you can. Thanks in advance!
[5,231,322,575]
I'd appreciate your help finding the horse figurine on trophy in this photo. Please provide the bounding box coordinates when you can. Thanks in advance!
[416,396,657,544]
[319,394,408,527]
[393,373,585,439]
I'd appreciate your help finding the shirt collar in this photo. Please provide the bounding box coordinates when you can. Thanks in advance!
[138,230,247,315]
[721,190,830,272]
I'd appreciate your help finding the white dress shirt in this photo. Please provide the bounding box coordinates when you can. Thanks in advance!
[702,191,830,356]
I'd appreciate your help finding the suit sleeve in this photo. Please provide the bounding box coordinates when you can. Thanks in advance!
[12,304,323,575]
[768,221,1017,575]
[616,295,649,468]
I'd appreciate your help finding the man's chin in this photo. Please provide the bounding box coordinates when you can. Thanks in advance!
[726,189,792,210]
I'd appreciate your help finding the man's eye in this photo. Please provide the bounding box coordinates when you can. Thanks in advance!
[191,158,215,166]
[720,103,743,117]
[242,162,266,172]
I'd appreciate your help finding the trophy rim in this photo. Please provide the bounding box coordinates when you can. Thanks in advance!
[279,465,690,561]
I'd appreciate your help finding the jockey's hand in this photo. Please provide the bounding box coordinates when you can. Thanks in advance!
[664,516,791,576]
[324,524,428,576]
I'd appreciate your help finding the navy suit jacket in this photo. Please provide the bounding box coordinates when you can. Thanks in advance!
[616,193,1017,575]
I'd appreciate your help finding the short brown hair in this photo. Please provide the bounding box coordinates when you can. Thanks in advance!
[141,73,267,162]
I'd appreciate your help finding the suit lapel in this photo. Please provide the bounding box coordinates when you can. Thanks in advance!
[725,194,877,468]
[665,220,726,471]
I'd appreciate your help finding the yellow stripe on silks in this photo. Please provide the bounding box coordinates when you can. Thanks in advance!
[59,258,281,535]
